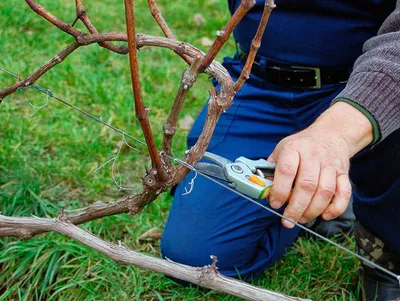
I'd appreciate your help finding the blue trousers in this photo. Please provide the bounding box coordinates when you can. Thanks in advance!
[161,56,400,279]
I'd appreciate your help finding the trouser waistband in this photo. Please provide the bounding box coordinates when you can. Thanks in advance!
[237,46,351,89]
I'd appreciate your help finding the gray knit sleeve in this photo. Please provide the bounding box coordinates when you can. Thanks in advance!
[333,0,400,143]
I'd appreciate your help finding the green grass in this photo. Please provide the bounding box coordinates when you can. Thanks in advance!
[0,1,360,300]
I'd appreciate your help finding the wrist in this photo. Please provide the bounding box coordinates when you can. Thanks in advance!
[332,97,380,144]
[313,102,374,157]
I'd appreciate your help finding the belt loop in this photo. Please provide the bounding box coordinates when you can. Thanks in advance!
[259,57,267,78]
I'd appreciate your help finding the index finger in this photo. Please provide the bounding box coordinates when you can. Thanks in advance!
[281,157,320,228]
[269,147,299,209]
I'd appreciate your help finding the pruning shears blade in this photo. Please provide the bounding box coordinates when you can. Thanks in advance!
[202,151,232,166]
[258,167,275,177]
[195,162,230,182]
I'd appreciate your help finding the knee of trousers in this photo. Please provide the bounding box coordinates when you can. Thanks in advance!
[160,226,254,279]
[160,176,301,281]
[160,219,299,282]
[160,230,272,281]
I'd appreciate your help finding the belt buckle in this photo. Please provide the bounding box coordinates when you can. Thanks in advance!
[291,65,321,89]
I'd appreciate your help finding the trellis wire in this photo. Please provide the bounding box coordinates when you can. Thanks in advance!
[1,67,399,285]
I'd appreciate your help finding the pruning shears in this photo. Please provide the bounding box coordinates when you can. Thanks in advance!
[195,152,276,200]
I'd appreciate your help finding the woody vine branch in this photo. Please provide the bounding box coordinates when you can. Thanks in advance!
[0,0,283,299]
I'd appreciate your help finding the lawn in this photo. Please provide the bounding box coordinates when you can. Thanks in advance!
[0,1,360,300]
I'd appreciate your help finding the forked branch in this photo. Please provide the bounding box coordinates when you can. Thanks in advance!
[0,213,309,301]
[0,189,157,239]
[0,33,230,101]
[0,42,80,101]
[159,0,259,160]
[0,1,291,299]
[75,0,128,54]
[25,0,82,37]
[0,0,275,202]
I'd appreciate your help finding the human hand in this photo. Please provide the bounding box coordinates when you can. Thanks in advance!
[267,102,374,228]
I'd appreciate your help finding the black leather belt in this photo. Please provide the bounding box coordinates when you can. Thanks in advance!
[238,48,351,89]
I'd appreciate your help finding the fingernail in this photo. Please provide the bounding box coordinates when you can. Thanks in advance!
[283,219,295,229]
[323,213,333,220]
[271,201,281,209]
[299,217,308,224]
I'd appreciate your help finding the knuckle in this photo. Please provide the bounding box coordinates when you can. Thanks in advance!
[321,159,336,170]
[322,155,349,172]
[298,178,318,194]
[318,185,335,200]
[279,163,297,178]
[303,199,329,220]
[335,158,350,172]
[284,139,297,150]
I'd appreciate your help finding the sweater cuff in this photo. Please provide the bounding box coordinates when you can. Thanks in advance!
[331,97,380,144]
[333,71,400,143]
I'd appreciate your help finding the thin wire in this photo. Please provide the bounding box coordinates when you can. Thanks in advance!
[42,91,146,147]
[2,68,141,189]
[1,68,146,147]
[2,67,399,284]
[50,92,146,147]
[0,67,18,78]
